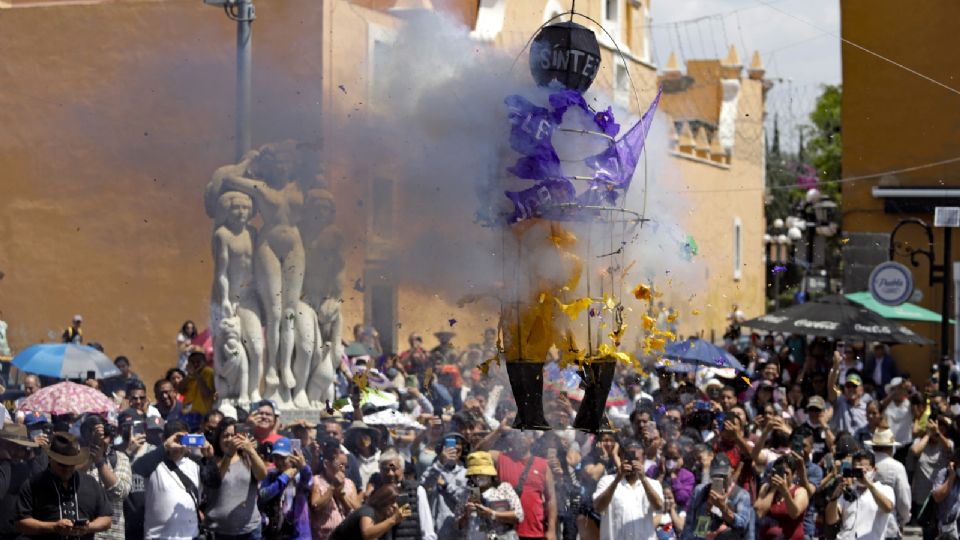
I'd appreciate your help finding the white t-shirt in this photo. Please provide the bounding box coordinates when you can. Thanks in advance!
[144,456,201,540]
[884,399,913,445]
[837,481,895,540]
[594,474,664,540]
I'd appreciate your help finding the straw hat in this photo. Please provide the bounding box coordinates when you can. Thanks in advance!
[466,451,497,477]
[45,433,89,466]
[0,423,39,448]
[864,429,901,448]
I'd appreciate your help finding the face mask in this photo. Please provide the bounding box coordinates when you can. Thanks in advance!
[666,459,678,471]
[558,429,576,446]
[950,404,960,416]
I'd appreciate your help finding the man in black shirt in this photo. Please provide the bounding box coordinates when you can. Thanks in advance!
[0,423,44,540]
[15,433,111,539]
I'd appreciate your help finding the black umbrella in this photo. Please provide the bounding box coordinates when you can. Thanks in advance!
[741,295,934,345]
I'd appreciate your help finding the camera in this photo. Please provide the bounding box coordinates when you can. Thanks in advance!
[842,487,858,502]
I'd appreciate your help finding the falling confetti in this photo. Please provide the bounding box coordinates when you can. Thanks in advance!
[692,309,701,316]
[667,312,679,323]
[556,297,593,320]
[632,283,652,302]
[840,238,850,245]
[642,314,657,331]
[448,318,457,327]
[353,278,365,292]
[772,265,787,274]
[352,371,369,392]
[338,84,346,93]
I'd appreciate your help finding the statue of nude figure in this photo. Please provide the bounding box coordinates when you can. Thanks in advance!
[211,190,264,404]
[222,142,304,393]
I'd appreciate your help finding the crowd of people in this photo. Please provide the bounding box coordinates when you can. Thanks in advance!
[2,320,960,540]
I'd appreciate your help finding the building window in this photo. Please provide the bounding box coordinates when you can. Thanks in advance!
[368,24,397,108]
[604,0,618,23]
[733,217,742,281]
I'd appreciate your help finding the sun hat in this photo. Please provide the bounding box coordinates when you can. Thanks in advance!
[272,437,293,457]
[0,423,40,448]
[864,429,901,448]
[466,451,497,477]
[884,377,905,396]
[345,420,381,445]
[45,433,89,466]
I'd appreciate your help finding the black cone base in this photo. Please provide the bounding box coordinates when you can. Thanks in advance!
[573,362,616,433]
[506,362,551,430]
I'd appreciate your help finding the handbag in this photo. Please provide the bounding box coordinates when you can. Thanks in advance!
[164,458,212,540]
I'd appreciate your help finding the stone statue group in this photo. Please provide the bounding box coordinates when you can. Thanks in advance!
[204,141,344,409]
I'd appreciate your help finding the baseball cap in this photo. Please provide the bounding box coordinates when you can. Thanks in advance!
[73,314,83,322]
[806,396,827,411]
[272,437,292,457]
[845,373,862,387]
[23,412,50,426]
[145,416,165,431]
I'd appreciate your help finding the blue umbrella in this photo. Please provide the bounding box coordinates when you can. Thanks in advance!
[662,337,746,372]
[13,344,120,380]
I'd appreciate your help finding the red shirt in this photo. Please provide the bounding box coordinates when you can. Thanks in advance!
[760,486,804,540]
[496,453,548,538]
[257,431,282,444]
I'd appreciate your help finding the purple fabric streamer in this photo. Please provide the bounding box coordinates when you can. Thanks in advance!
[584,87,662,190]
[505,94,560,181]
[501,87,662,222]
[504,180,576,223]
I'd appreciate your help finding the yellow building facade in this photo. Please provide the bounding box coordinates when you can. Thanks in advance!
[0,0,768,385]
[840,0,960,380]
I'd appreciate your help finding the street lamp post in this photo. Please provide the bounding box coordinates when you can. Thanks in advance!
[204,0,256,161]
[798,189,839,294]
[764,220,795,310]
[888,217,953,391]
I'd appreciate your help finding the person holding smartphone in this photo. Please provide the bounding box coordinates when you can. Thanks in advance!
[593,441,663,540]
[678,454,753,540]
[15,433,113,540]
[421,433,469,539]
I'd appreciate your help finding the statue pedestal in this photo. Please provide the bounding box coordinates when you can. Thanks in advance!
[276,407,334,425]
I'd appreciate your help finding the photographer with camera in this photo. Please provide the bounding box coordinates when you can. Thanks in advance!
[593,441,663,540]
[929,449,960,539]
[824,450,894,540]
[457,451,523,540]
[755,455,809,540]
[79,414,131,540]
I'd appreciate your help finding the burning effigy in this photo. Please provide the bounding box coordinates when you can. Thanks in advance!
[470,17,664,432]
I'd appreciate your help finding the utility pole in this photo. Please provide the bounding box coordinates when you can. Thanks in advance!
[235,0,254,161]
[203,0,256,161]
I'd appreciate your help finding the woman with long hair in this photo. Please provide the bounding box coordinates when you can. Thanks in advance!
[755,455,810,540]
[204,418,269,539]
[532,431,581,540]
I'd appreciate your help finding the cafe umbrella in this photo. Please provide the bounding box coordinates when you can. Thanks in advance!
[740,295,934,344]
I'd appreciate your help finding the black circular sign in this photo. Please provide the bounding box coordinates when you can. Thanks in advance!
[529,21,602,93]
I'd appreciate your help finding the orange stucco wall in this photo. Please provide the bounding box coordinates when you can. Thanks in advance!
[840,0,960,379]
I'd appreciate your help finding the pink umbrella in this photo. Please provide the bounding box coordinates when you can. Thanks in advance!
[17,381,118,416]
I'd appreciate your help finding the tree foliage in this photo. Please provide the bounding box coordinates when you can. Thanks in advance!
[805,84,842,201]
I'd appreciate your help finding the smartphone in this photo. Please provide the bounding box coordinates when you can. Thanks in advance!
[397,493,410,507]
[546,447,558,460]
[851,468,864,480]
[443,437,457,449]
[180,434,206,447]
[711,477,724,493]
[290,439,302,453]
[131,421,146,437]
[235,423,253,438]
[28,429,43,441]
[841,462,854,478]
[73,519,88,528]
[836,341,846,355]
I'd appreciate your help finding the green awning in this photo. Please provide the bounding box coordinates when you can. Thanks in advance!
[846,291,955,324]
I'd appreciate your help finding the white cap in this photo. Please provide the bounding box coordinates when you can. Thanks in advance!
[218,403,238,421]
[73,314,83,322]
